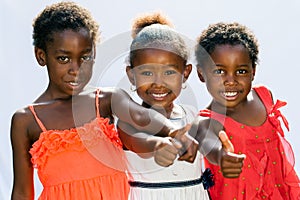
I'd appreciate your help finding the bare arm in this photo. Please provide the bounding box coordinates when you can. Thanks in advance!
[10,111,35,200]
[110,88,176,136]
[192,116,245,178]
[117,120,173,157]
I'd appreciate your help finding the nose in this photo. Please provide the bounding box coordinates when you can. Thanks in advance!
[224,73,237,85]
[152,73,165,86]
[68,59,82,75]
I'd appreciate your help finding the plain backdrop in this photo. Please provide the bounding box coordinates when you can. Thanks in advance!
[1,0,299,199]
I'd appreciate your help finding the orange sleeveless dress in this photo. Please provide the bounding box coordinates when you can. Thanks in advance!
[29,90,130,199]
[200,85,300,200]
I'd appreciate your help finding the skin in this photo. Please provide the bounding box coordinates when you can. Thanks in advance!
[10,30,182,199]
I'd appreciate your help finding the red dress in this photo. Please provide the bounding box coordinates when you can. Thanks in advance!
[29,90,130,199]
[200,85,300,200]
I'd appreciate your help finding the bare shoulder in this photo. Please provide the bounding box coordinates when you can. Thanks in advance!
[10,107,34,144]
[11,107,33,130]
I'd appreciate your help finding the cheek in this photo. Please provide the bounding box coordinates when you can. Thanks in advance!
[135,78,152,88]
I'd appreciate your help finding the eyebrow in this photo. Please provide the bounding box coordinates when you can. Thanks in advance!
[135,63,179,70]
[55,48,93,54]
[214,63,251,68]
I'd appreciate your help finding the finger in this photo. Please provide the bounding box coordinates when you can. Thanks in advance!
[226,152,246,162]
[169,124,191,138]
[177,142,197,163]
[170,138,183,149]
[154,156,174,167]
[154,148,177,167]
[222,172,242,179]
[219,130,234,152]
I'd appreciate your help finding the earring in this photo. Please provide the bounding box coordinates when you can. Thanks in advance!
[182,82,187,89]
[130,85,137,92]
[38,59,45,66]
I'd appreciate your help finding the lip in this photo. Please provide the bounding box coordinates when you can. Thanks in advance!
[149,92,169,101]
[66,80,83,90]
[220,91,239,101]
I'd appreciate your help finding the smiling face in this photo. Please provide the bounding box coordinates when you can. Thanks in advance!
[197,44,256,111]
[127,49,191,112]
[35,28,95,98]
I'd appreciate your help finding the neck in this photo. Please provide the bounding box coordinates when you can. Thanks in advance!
[141,102,174,118]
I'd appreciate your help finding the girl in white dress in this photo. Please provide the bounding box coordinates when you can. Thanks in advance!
[118,12,212,200]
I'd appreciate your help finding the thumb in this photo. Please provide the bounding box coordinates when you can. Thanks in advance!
[219,130,234,153]
[170,138,183,150]
[169,124,191,138]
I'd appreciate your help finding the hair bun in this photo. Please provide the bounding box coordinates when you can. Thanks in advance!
[131,11,173,38]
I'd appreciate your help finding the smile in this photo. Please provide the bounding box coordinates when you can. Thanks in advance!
[222,91,238,97]
[151,93,168,98]
[69,82,79,86]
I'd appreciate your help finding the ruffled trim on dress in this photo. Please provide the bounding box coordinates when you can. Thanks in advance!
[29,117,123,169]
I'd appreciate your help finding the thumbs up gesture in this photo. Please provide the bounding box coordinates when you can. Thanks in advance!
[219,130,246,178]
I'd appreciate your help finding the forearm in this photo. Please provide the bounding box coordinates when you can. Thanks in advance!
[118,120,161,157]
[112,88,175,136]
[11,191,34,200]
[200,143,223,165]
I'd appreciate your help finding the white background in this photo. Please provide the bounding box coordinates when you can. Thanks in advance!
[1,0,299,199]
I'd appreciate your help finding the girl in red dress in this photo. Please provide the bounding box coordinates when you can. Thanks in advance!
[193,22,300,199]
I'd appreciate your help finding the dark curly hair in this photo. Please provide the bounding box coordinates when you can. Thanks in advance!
[195,22,259,68]
[32,1,99,51]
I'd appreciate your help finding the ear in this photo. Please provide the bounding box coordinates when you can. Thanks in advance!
[93,45,96,59]
[251,65,256,81]
[182,64,192,82]
[35,47,46,67]
[196,66,205,82]
[126,66,135,85]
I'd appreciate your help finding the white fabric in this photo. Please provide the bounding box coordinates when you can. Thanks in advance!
[126,104,210,200]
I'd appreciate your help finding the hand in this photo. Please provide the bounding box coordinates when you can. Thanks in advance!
[177,133,199,163]
[219,130,246,178]
[154,137,182,167]
[169,124,199,163]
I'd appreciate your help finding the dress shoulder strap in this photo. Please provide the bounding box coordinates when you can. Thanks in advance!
[95,89,101,118]
[253,85,274,111]
[253,85,289,135]
[28,105,47,132]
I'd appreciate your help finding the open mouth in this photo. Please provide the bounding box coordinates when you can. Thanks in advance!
[151,93,168,98]
[222,91,238,97]
[220,91,239,100]
[69,81,80,86]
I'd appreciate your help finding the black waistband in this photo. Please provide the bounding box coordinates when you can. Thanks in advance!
[128,168,214,190]
[129,177,203,189]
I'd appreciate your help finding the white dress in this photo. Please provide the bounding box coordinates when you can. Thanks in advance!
[125,104,211,200]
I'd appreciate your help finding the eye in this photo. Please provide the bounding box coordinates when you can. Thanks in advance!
[236,69,248,74]
[213,69,224,75]
[57,56,70,63]
[164,70,177,76]
[141,71,153,76]
[81,55,93,62]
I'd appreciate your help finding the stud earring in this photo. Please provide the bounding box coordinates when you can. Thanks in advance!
[182,82,187,89]
[130,85,137,92]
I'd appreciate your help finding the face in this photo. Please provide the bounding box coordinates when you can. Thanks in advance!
[197,44,255,110]
[127,49,191,110]
[35,28,95,98]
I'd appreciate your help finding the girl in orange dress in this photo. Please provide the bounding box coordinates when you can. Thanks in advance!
[194,22,300,199]
[10,2,186,200]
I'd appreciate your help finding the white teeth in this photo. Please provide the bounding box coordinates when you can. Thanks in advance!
[152,93,168,98]
[223,91,238,97]
[69,82,79,86]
